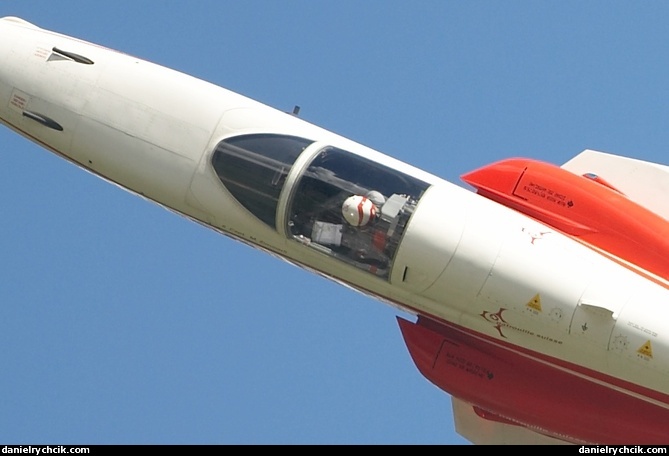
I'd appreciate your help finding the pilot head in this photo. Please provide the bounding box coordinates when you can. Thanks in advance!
[342,195,376,227]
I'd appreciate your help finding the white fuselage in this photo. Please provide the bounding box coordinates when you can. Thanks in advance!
[0,17,666,414]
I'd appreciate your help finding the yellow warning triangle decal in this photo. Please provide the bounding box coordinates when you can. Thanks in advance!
[638,340,653,358]
[526,294,542,312]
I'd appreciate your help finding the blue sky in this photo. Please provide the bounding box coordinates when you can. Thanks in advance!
[2,0,669,445]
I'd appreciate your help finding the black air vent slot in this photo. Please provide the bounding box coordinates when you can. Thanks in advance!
[22,111,64,131]
[52,47,94,65]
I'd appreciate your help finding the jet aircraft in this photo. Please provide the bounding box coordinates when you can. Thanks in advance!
[0,17,667,444]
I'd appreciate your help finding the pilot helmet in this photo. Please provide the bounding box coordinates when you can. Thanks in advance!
[342,195,376,227]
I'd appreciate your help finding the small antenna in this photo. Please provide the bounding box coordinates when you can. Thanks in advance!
[292,105,301,116]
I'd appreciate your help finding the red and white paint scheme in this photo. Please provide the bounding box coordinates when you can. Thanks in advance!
[1,17,667,444]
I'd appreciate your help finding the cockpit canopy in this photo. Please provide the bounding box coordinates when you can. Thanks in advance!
[212,134,429,279]
[211,134,312,227]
